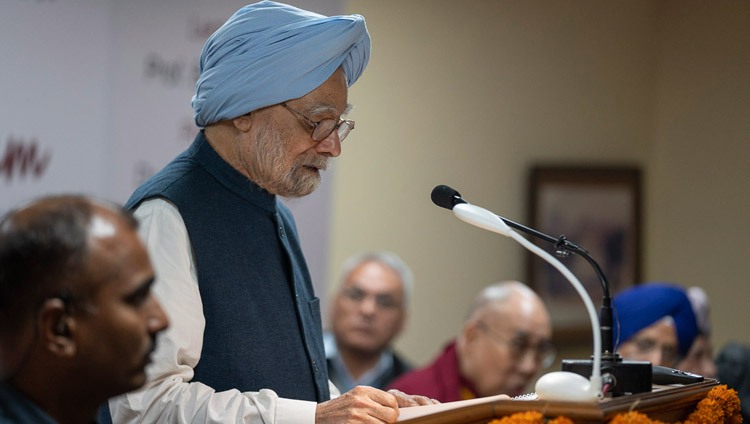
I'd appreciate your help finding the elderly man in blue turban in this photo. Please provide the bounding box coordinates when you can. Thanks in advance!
[613,282,699,368]
[103,2,434,423]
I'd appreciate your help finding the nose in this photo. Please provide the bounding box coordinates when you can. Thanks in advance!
[516,350,541,375]
[146,295,169,334]
[315,132,342,157]
[359,295,378,316]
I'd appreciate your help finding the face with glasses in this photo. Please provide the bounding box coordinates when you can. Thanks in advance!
[459,293,552,398]
[617,316,681,367]
[229,68,351,198]
[330,260,406,356]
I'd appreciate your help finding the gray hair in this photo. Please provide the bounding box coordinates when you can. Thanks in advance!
[338,251,414,307]
[465,280,538,322]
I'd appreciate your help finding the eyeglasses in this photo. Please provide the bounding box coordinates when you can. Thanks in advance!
[629,337,680,367]
[477,321,556,369]
[341,286,402,310]
[281,102,355,143]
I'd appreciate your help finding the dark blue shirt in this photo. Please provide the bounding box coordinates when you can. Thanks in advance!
[0,381,58,424]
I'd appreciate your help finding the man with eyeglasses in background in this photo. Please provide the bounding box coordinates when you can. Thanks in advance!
[325,252,414,393]
[612,282,699,369]
[388,281,554,400]
[102,2,434,424]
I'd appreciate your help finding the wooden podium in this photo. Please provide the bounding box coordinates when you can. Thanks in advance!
[397,379,720,424]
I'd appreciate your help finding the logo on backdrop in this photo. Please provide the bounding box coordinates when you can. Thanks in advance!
[144,53,199,88]
[0,135,52,182]
[142,15,224,89]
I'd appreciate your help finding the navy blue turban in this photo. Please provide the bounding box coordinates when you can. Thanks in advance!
[613,282,699,357]
[192,0,371,127]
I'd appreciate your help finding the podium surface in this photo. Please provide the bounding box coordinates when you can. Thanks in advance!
[398,379,720,424]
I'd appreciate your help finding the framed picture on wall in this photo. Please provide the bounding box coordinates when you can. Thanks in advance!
[526,165,642,341]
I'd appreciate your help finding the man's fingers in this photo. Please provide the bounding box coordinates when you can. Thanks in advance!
[387,389,441,407]
[316,387,400,423]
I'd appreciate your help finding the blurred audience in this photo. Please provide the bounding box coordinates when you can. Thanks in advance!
[0,195,169,424]
[387,281,553,400]
[325,251,413,392]
[613,282,698,367]
[717,342,750,422]
[674,286,749,421]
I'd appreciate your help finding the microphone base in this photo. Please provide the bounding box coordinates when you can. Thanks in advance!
[562,358,652,397]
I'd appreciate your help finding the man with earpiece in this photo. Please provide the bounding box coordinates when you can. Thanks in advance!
[0,195,170,424]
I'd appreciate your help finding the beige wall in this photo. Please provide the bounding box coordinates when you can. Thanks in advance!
[647,2,750,355]
[331,0,750,366]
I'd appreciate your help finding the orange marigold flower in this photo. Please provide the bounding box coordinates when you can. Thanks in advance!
[548,417,575,424]
[683,385,742,424]
[485,385,741,424]
[488,411,544,423]
[609,411,667,424]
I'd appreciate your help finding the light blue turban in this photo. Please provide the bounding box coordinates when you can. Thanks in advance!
[192,1,371,127]
[613,282,699,357]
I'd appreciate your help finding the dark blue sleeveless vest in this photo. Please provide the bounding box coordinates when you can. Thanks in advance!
[125,132,330,402]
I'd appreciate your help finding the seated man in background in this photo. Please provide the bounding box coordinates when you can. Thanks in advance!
[613,282,698,368]
[325,251,413,392]
[388,281,554,400]
[0,195,169,424]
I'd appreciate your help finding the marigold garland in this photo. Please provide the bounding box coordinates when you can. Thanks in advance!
[488,410,573,424]
[487,385,741,424]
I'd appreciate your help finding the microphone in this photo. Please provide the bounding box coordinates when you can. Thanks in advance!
[432,185,580,251]
[431,185,466,210]
[432,184,615,334]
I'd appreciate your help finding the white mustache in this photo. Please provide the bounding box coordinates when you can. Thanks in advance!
[302,157,328,171]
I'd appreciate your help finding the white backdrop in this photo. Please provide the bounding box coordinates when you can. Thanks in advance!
[1,0,344,296]
[1,0,111,215]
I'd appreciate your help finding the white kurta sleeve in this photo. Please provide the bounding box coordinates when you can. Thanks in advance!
[107,198,317,424]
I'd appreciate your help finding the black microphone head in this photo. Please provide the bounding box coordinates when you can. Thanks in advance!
[431,185,466,210]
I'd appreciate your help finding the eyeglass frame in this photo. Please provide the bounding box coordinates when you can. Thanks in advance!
[280,102,355,143]
[340,285,403,311]
[627,336,681,367]
[476,320,557,369]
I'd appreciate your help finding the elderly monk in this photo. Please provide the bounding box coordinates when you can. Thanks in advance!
[103,2,434,424]
[389,281,553,400]
[613,283,699,368]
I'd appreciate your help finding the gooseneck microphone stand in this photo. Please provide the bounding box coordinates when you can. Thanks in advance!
[469,214,616,356]
[431,185,652,396]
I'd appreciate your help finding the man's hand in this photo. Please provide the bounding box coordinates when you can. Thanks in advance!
[386,389,439,407]
[315,386,439,423]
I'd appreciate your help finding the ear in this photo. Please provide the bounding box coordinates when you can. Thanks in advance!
[38,298,77,357]
[232,113,253,132]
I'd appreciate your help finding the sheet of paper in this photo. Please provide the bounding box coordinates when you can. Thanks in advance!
[396,394,514,421]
